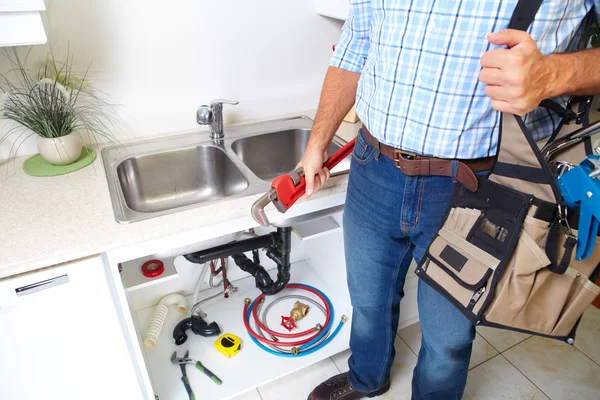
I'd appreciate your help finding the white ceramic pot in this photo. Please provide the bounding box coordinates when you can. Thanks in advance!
[36,133,83,166]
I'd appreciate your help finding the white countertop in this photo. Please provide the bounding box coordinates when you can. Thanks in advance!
[0,111,361,279]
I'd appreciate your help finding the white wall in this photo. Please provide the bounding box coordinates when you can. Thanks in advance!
[0,0,342,159]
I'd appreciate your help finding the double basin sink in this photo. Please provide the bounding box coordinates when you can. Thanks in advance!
[102,116,351,223]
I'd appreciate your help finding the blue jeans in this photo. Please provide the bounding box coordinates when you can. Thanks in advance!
[344,129,476,399]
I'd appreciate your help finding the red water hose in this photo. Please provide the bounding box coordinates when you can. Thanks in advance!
[251,286,332,339]
[243,284,332,347]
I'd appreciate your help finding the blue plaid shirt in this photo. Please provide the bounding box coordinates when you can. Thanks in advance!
[332,0,600,159]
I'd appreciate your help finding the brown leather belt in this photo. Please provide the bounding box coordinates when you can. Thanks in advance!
[361,125,494,192]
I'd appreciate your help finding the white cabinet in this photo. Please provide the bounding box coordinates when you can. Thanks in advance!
[314,0,350,20]
[0,1,47,47]
[0,255,149,400]
[118,211,419,400]
[0,205,419,400]
[0,0,45,11]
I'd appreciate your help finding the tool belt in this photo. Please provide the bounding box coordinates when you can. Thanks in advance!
[361,126,493,191]
[414,0,600,344]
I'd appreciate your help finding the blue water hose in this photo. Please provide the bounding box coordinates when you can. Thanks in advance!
[244,283,347,357]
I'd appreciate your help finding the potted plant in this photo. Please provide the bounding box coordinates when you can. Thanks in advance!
[0,48,119,168]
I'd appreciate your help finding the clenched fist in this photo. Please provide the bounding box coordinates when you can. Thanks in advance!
[296,146,330,199]
[479,29,559,115]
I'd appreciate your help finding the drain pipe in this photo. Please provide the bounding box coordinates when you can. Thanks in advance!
[184,227,292,296]
[183,233,276,264]
[232,227,292,295]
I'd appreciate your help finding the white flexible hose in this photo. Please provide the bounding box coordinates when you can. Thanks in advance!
[143,293,187,348]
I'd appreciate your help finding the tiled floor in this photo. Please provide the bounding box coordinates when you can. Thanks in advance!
[232,306,600,400]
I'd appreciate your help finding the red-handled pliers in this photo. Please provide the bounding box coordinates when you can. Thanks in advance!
[251,138,356,226]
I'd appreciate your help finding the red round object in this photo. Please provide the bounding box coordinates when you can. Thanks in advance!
[252,284,331,339]
[244,284,332,347]
[141,260,165,278]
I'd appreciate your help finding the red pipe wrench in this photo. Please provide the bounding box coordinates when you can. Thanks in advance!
[251,138,356,226]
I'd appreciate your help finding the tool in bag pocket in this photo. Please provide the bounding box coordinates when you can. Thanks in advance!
[415,0,600,344]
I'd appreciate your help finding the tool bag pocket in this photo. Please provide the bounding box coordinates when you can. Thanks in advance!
[420,229,499,322]
[483,213,600,337]
[442,207,482,239]
[416,179,533,323]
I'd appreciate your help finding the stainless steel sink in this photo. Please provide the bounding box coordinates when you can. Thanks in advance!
[116,145,249,213]
[231,128,350,181]
[102,116,351,223]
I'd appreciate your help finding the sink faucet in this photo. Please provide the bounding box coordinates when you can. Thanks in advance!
[196,99,239,140]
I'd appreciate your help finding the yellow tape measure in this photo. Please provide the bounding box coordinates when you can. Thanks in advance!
[214,334,242,358]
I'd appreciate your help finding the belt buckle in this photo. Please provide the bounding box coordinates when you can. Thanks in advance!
[393,149,417,168]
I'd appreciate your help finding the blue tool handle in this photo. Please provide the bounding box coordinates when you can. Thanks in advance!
[577,206,600,260]
[587,217,600,259]
[181,376,195,400]
[557,157,600,261]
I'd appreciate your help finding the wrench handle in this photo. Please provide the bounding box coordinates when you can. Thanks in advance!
[324,138,356,171]
[272,138,356,211]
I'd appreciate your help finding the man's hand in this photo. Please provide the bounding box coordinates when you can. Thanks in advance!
[479,29,559,115]
[295,67,360,199]
[297,146,330,199]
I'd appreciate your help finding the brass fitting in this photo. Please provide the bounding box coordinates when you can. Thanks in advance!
[291,347,300,356]
[244,298,251,305]
[290,301,310,322]
[341,315,348,323]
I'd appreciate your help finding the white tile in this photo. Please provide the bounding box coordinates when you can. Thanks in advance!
[399,277,419,329]
[504,336,600,400]
[228,389,262,400]
[398,322,498,369]
[331,336,417,400]
[464,356,549,400]
[257,358,339,400]
[378,339,418,400]
[331,350,352,373]
[477,326,531,353]
[398,322,421,356]
[469,335,499,370]
[574,306,600,365]
[406,259,417,279]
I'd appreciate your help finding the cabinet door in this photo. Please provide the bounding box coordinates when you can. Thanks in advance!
[314,0,351,20]
[0,1,45,12]
[0,256,146,400]
[0,1,47,47]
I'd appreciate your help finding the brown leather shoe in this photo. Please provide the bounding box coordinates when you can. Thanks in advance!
[308,372,391,400]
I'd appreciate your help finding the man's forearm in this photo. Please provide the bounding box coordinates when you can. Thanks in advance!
[307,66,360,153]
[546,48,600,97]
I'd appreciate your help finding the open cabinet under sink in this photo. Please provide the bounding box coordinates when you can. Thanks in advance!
[113,207,419,400]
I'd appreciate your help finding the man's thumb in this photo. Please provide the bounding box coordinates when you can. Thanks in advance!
[487,29,530,48]
[304,168,314,196]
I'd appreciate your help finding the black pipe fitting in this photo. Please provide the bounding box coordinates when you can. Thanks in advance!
[173,315,221,345]
[232,254,274,289]
[183,233,276,264]
[252,248,260,264]
[265,248,283,266]
[184,227,293,296]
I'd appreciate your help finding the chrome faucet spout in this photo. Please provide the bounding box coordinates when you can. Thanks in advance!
[197,99,239,140]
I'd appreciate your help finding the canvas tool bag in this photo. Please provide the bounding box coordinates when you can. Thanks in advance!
[415,0,600,343]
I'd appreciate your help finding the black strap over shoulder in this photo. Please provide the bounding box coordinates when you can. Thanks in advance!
[508,0,543,31]
[492,0,575,275]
